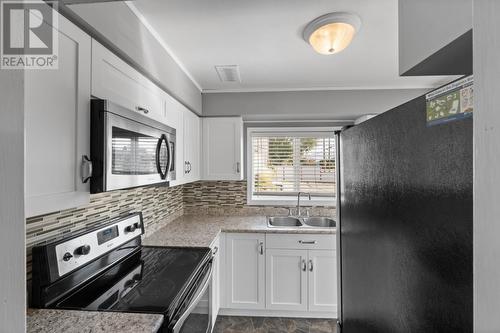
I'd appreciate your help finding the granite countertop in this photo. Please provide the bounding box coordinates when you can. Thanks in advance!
[27,309,164,333]
[143,214,336,248]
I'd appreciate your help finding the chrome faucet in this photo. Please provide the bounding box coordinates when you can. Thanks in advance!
[296,192,311,217]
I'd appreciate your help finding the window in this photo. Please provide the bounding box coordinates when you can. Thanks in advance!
[247,128,337,205]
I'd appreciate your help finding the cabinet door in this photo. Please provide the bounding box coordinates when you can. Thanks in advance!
[165,96,185,187]
[308,250,337,313]
[266,249,308,311]
[210,236,221,329]
[202,117,243,180]
[91,40,166,124]
[225,233,265,309]
[183,110,201,182]
[25,13,91,217]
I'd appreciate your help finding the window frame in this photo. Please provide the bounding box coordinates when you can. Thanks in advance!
[246,127,339,207]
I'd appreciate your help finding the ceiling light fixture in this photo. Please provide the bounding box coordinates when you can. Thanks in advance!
[303,12,361,55]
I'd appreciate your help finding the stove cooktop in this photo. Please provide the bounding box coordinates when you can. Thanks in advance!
[53,246,211,317]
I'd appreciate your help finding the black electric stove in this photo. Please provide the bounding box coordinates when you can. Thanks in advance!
[31,213,213,333]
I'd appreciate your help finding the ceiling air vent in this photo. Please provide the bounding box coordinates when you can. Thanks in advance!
[215,65,241,83]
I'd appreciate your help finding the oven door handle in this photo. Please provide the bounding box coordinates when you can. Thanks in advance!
[172,263,213,333]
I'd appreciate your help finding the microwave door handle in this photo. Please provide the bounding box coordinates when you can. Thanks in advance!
[172,264,213,333]
[156,135,168,180]
[167,138,173,174]
[169,142,175,172]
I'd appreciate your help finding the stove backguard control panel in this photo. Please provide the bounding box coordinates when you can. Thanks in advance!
[54,214,143,277]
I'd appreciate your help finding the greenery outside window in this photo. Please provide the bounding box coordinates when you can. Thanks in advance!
[247,127,337,206]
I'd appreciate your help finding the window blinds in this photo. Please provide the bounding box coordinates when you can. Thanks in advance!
[250,132,336,198]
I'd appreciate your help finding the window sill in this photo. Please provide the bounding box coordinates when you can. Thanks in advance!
[247,196,336,207]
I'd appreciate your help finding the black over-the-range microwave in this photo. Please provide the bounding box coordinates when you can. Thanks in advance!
[89,99,176,193]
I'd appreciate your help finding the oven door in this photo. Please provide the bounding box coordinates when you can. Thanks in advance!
[170,260,213,333]
[105,112,172,191]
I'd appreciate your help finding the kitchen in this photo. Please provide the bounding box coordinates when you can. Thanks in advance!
[1,0,499,332]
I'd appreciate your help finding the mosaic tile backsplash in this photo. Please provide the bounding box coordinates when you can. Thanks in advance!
[183,180,336,217]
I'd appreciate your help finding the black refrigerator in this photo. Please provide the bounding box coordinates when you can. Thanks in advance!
[336,82,473,332]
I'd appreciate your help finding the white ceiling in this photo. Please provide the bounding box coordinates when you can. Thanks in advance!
[130,0,455,93]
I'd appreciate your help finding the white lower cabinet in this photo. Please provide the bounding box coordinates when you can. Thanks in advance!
[221,232,337,317]
[265,234,337,314]
[307,250,338,313]
[266,249,308,311]
[225,233,265,309]
[266,248,336,313]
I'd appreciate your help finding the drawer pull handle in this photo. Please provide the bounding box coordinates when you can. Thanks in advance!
[299,240,317,244]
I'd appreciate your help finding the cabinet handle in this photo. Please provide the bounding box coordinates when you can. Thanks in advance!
[212,246,218,255]
[236,162,240,173]
[298,240,317,245]
[189,162,192,173]
[136,106,149,114]
[81,155,93,184]
[301,259,307,271]
[258,242,264,255]
[308,259,314,272]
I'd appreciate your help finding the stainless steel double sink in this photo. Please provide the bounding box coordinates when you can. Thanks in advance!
[267,216,336,228]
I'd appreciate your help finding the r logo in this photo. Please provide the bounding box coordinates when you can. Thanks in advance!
[1,1,58,69]
[2,2,53,54]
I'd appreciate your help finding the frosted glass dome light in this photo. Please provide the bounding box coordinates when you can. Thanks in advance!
[303,12,362,55]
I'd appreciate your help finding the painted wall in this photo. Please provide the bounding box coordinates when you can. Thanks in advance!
[473,0,500,330]
[62,1,202,114]
[399,0,472,75]
[202,89,430,121]
[0,71,26,332]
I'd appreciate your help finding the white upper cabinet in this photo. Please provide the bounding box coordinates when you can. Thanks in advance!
[167,98,201,186]
[183,110,201,183]
[202,117,243,181]
[25,13,91,217]
[91,40,166,124]
[165,96,185,187]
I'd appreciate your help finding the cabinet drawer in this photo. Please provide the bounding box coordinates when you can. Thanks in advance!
[266,234,335,250]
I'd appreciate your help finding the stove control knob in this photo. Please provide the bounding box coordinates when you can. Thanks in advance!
[74,245,91,256]
[125,223,140,233]
[62,252,73,261]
